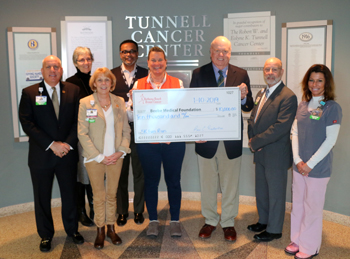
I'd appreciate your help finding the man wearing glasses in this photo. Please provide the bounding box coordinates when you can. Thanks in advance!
[190,36,253,242]
[111,40,148,226]
[247,57,297,241]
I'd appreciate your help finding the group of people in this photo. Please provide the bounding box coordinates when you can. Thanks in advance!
[18,35,342,259]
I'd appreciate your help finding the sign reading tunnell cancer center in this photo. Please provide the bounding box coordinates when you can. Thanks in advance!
[124,15,211,57]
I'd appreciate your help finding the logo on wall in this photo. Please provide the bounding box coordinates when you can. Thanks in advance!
[299,32,313,42]
[125,15,211,62]
[27,39,39,50]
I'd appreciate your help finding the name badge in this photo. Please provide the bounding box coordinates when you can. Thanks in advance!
[86,109,97,117]
[36,96,47,105]
[309,108,323,120]
[310,115,320,120]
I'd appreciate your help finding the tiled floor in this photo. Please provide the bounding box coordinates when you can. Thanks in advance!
[0,199,350,258]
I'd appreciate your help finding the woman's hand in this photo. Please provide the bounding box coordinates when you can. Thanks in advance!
[101,156,115,165]
[102,152,124,165]
[108,151,124,161]
[296,161,312,177]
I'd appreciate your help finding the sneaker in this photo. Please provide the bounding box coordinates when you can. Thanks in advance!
[147,221,159,237]
[170,221,181,237]
[295,251,318,259]
[285,242,299,255]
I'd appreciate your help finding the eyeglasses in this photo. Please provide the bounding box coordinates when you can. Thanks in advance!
[213,49,230,55]
[45,65,60,71]
[120,50,137,55]
[76,58,92,63]
[264,67,281,73]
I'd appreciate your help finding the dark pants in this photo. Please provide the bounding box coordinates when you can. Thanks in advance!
[137,142,185,221]
[255,162,288,233]
[30,164,78,238]
[117,125,145,215]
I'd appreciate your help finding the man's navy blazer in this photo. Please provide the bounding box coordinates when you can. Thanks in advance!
[190,62,253,159]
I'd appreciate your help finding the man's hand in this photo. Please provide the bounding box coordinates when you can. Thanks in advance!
[249,138,262,152]
[50,141,70,158]
[128,89,134,102]
[195,140,207,143]
[238,83,248,100]
[248,139,255,152]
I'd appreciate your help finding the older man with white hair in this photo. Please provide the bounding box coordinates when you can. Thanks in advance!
[247,57,297,242]
[190,36,254,242]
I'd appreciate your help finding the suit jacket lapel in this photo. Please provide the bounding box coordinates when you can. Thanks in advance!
[93,93,106,121]
[256,83,285,124]
[111,95,120,122]
[226,65,237,87]
[58,81,66,121]
[40,81,59,122]
[252,89,265,120]
[207,63,218,87]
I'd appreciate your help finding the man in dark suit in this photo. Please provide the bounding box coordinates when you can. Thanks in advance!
[190,36,254,242]
[247,57,297,242]
[19,55,84,252]
[111,40,148,226]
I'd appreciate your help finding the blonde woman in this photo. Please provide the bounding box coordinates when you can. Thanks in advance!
[78,67,131,249]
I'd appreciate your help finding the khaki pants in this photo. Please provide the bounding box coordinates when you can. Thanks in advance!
[197,141,241,228]
[85,159,123,227]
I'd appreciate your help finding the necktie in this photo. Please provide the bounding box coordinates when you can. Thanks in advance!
[217,70,225,87]
[51,87,59,119]
[255,88,269,122]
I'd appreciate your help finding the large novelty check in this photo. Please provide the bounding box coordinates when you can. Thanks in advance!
[133,87,241,143]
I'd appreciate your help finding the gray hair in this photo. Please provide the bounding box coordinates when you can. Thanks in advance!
[72,46,94,65]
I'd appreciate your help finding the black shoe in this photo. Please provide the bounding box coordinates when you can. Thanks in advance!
[254,231,282,242]
[39,237,52,252]
[134,213,144,224]
[70,232,84,244]
[78,210,94,226]
[76,182,94,226]
[247,222,267,232]
[117,214,128,226]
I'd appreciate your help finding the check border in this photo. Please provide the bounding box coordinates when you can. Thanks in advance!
[133,87,241,143]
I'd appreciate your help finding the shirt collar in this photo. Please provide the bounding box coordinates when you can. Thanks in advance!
[43,80,60,93]
[212,63,228,77]
[266,80,282,96]
[121,63,137,74]
[146,73,167,89]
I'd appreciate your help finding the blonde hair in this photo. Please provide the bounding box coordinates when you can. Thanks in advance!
[89,67,116,92]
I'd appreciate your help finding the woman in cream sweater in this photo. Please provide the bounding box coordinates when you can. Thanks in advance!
[78,67,131,249]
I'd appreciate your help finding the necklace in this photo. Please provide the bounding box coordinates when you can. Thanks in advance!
[102,103,110,108]
[97,96,111,109]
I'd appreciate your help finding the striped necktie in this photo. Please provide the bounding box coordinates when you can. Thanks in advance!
[254,88,270,122]
[217,70,225,87]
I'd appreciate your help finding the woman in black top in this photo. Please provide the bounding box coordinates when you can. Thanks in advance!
[66,46,94,226]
